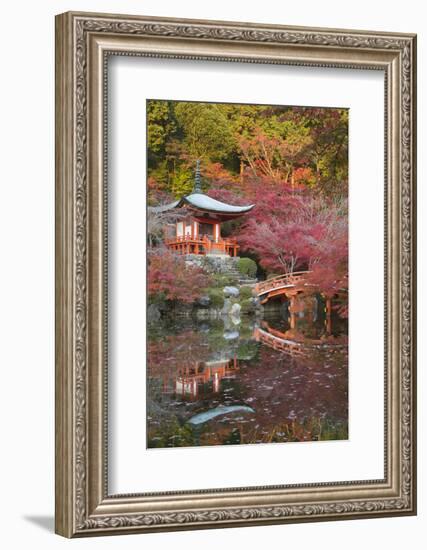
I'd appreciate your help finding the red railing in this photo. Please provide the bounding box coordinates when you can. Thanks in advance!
[255,271,311,296]
[253,324,346,356]
[253,327,307,357]
[165,234,239,255]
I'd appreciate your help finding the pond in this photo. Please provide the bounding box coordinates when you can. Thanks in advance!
[147,298,348,449]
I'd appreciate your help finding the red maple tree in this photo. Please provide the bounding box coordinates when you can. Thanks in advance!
[237,183,348,303]
[148,249,212,303]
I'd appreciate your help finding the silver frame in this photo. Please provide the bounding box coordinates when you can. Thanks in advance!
[55,11,417,537]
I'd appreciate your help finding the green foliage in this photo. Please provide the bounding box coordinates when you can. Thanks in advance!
[237,257,257,278]
[147,291,166,306]
[239,286,254,300]
[318,419,348,441]
[147,100,176,155]
[170,165,193,198]
[147,99,349,202]
[147,419,196,448]
[207,287,224,308]
[237,340,258,360]
[222,428,241,445]
[148,160,169,189]
[239,323,255,340]
[243,417,348,444]
[210,273,234,287]
[174,102,236,162]
[239,298,254,313]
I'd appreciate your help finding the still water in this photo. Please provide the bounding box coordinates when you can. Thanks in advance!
[147,301,348,448]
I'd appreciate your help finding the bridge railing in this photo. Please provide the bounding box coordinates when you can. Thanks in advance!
[255,270,311,296]
[253,327,307,357]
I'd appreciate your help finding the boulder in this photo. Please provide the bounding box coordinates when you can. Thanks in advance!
[230,303,241,318]
[195,309,210,320]
[230,314,241,326]
[221,298,232,315]
[147,304,161,323]
[223,330,240,340]
[197,295,211,307]
[223,286,240,298]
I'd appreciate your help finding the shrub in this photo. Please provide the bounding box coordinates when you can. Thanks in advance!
[239,286,254,300]
[237,257,257,278]
[207,287,224,308]
[211,273,233,288]
[237,341,258,360]
[240,298,255,314]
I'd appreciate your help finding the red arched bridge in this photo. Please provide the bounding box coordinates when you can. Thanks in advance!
[254,271,314,304]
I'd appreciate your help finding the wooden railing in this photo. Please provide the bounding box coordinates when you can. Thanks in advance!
[253,324,346,356]
[255,271,311,296]
[253,327,308,357]
[165,234,239,256]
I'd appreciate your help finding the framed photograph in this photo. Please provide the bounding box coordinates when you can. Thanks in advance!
[55,11,417,537]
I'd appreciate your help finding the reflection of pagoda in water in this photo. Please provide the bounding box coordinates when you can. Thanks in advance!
[159,356,238,400]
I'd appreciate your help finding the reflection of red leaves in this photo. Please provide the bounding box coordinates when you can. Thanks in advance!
[148,330,211,375]
[148,249,212,303]
[240,344,348,433]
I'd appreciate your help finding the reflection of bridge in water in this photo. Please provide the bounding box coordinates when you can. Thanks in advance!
[254,322,346,358]
[149,276,347,403]
[154,320,346,400]
[254,325,309,357]
[255,271,339,334]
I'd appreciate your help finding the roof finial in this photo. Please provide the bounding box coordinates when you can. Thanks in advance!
[193,159,202,193]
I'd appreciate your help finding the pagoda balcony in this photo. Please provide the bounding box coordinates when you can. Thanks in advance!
[165,234,239,257]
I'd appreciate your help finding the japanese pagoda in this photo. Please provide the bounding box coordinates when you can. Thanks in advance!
[153,161,254,257]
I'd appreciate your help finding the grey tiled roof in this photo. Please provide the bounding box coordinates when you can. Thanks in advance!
[149,193,254,215]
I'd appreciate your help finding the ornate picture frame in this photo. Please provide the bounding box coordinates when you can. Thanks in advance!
[55,11,416,537]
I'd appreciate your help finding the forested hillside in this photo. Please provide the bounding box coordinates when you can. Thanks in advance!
[147,100,348,313]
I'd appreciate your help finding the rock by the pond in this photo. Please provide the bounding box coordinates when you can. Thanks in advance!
[195,309,210,319]
[223,286,240,298]
[196,308,221,320]
[223,329,239,340]
[197,295,211,307]
[221,297,232,315]
[230,303,241,317]
[187,405,255,425]
[147,304,161,323]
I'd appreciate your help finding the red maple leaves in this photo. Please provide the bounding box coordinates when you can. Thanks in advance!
[148,249,212,303]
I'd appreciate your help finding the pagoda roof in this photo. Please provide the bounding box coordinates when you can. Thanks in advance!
[148,160,254,219]
[149,192,254,217]
[183,193,254,214]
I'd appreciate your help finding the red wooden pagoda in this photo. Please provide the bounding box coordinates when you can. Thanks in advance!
[151,161,254,257]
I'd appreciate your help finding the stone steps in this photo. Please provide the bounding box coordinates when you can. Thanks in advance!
[190,254,258,285]
[221,268,257,286]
